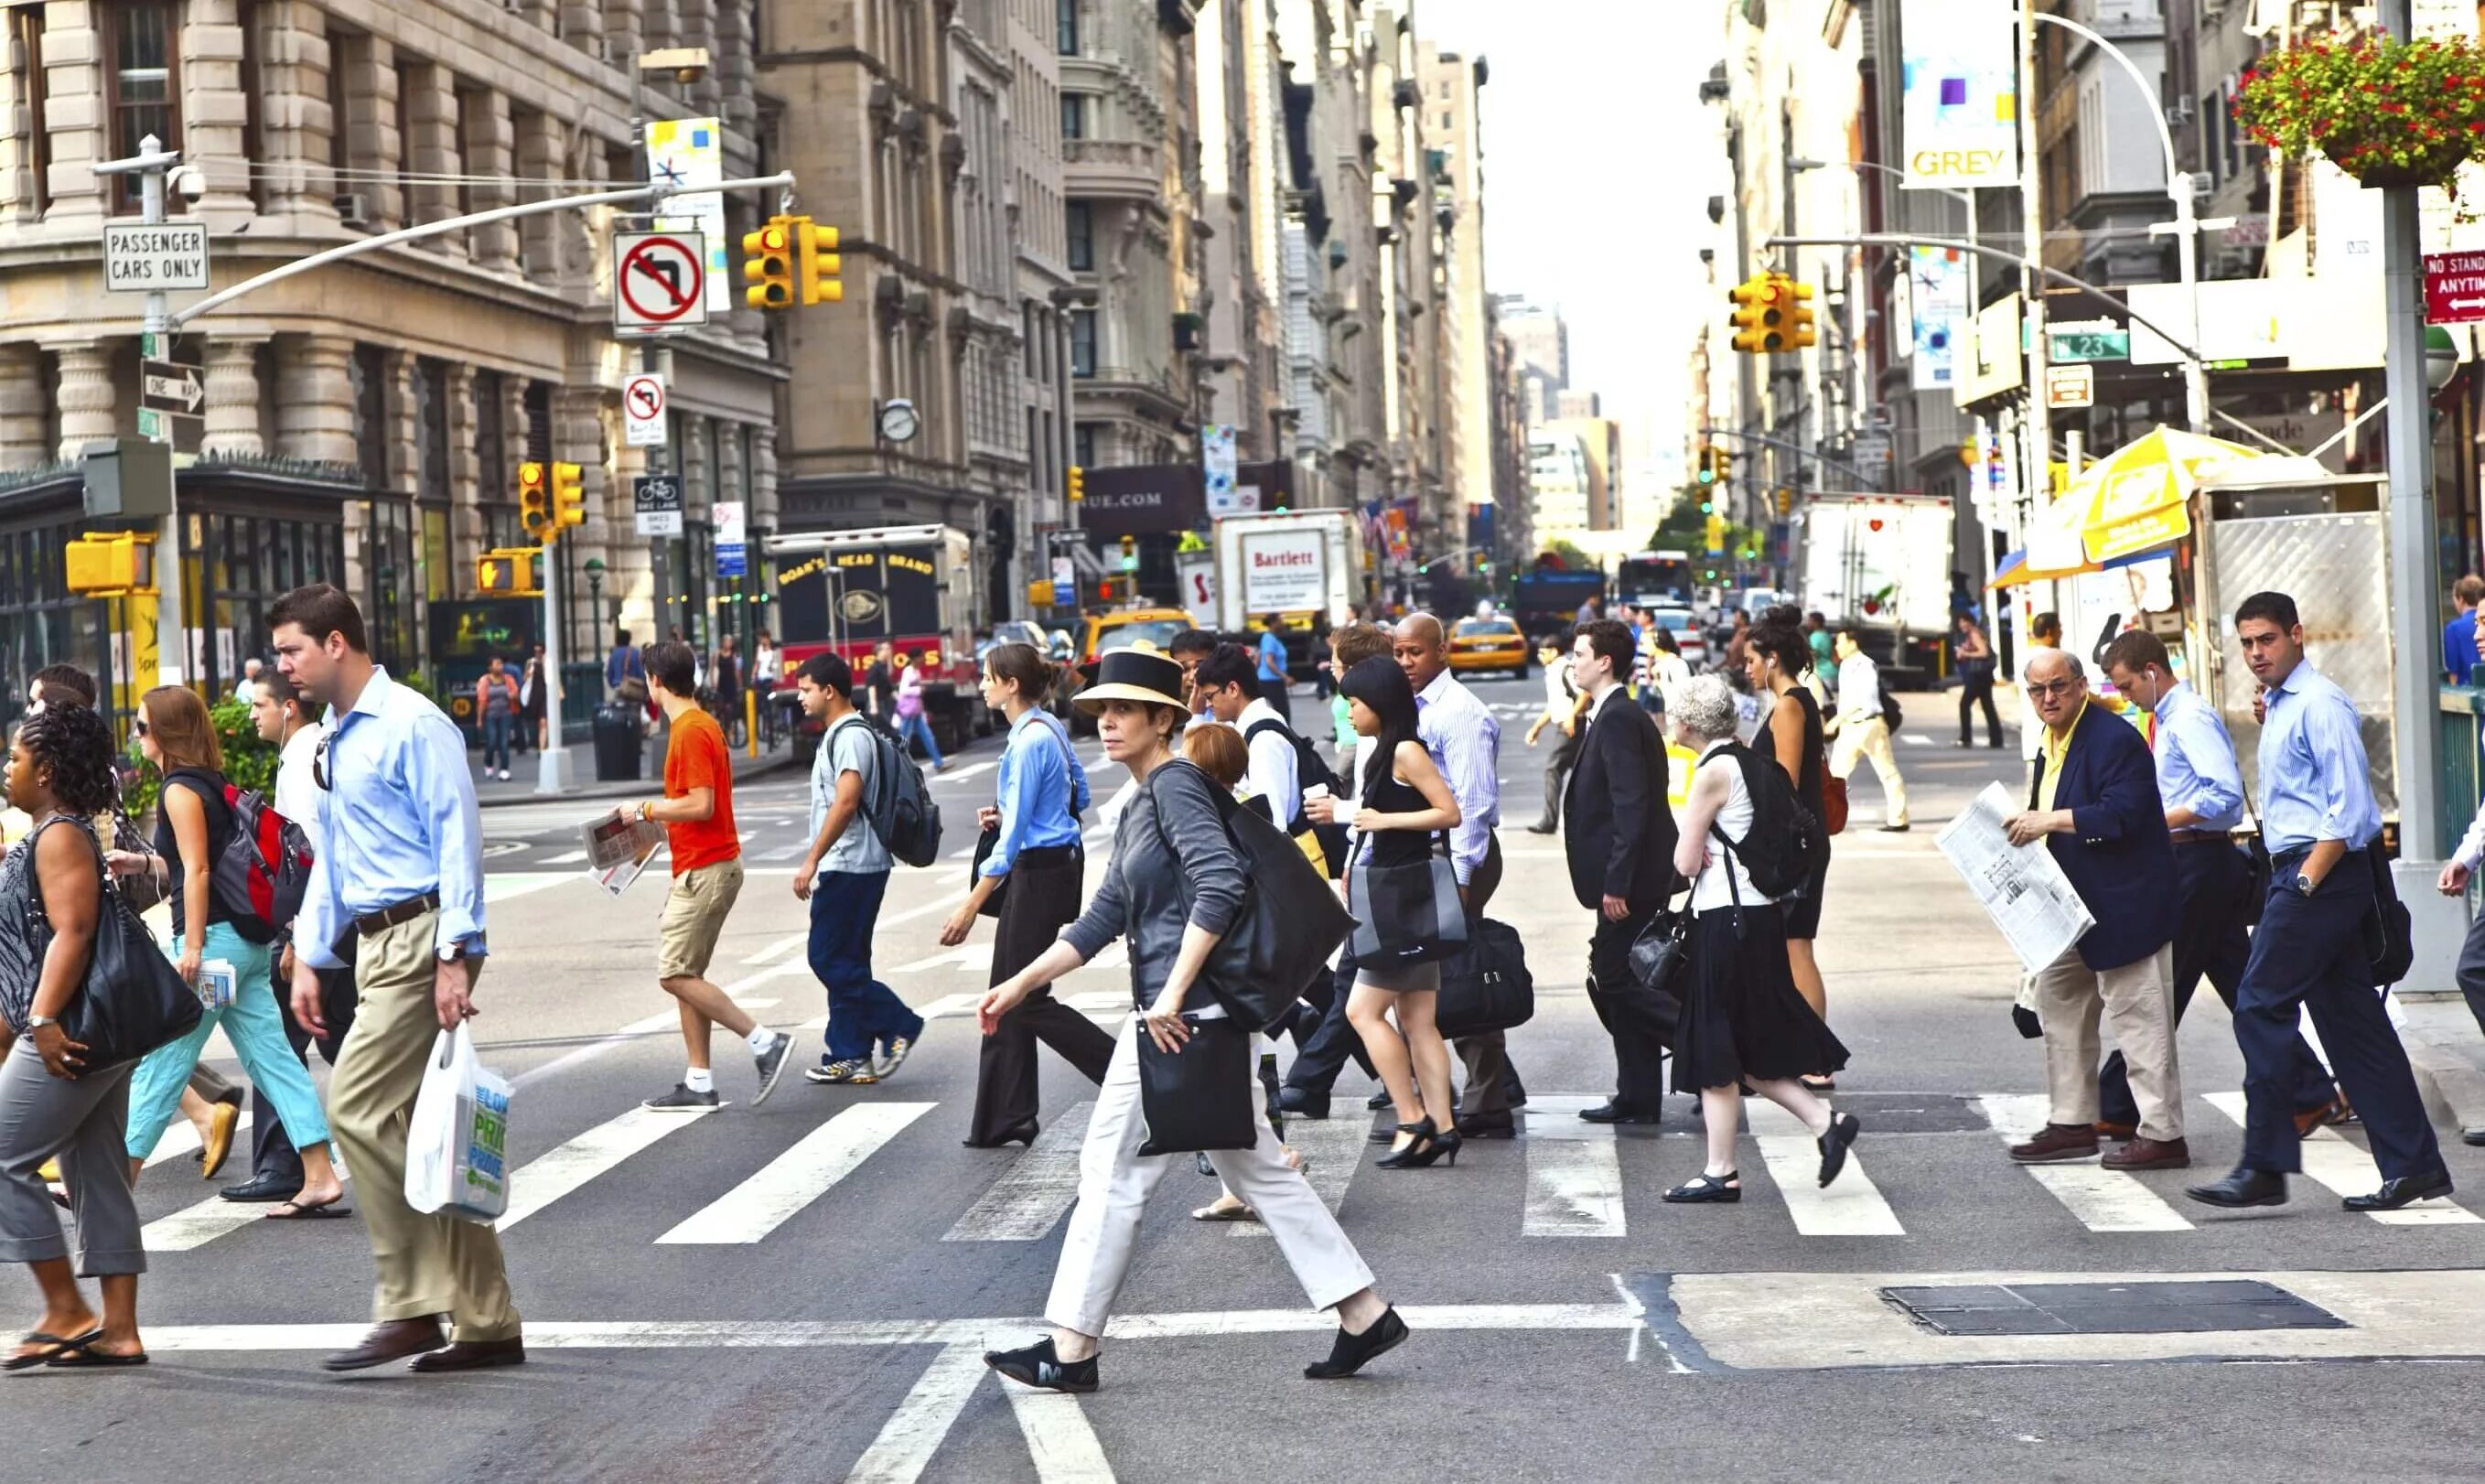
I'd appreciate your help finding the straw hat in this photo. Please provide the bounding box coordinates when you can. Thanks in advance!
[1073,645,1189,714]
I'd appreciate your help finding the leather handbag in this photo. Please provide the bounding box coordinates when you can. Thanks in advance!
[1435,917,1535,1038]
[1146,762,1353,1032]
[1822,773,1850,835]
[27,820,203,1069]
[1348,833,1468,967]
[1622,909,1690,1041]
[1135,1014,1260,1156]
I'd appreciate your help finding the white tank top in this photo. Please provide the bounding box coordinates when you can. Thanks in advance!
[1692,742,1770,912]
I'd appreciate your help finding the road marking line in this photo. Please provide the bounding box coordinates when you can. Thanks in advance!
[757,845,803,862]
[1234,1105,1373,1238]
[1522,1096,1625,1238]
[2204,1091,2480,1225]
[483,872,570,903]
[1745,1102,1904,1235]
[1007,1386,1116,1482]
[142,1109,253,1168]
[945,1102,1095,1242]
[1901,733,1932,747]
[657,1102,935,1243]
[847,1341,991,1484]
[938,760,997,784]
[539,849,589,866]
[142,1197,274,1252]
[890,943,994,975]
[1975,1093,2193,1232]
[498,1104,720,1230]
[742,930,811,964]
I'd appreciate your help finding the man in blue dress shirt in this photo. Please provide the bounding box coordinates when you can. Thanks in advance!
[2187,592,2453,1212]
[274,584,522,1372]
[2098,632,2341,1136]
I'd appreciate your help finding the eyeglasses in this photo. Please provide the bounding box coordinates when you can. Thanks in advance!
[2023,679,2082,699]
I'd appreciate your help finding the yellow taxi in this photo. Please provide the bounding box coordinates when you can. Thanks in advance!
[1081,608,1199,664]
[1448,615,1529,678]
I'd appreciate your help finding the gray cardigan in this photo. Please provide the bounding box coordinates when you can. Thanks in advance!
[1060,760,1248,1011]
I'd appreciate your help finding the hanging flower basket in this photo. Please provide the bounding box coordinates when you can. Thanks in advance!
[2237,32,2485,190]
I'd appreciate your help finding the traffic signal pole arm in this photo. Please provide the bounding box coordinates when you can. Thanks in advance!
[1698,426,1877,490]
[168,171,799,327]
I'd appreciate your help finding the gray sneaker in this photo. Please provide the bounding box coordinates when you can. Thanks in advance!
[644,1082,721,1112]
[873,1036,916,1081]
[805,1059,877,1085]
[752,1032,795,1106]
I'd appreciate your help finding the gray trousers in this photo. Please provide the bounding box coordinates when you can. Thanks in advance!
[0,1039,145,1276]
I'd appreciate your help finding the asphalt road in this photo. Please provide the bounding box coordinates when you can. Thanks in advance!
[22,672,2485,1483]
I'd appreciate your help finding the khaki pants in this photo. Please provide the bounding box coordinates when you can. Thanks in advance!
[2035,942,2183,1142]
[327,911,521,1341]
[1829,716,1909,827]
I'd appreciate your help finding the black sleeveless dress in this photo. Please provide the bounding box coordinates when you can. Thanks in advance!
[1751,687,1831,938]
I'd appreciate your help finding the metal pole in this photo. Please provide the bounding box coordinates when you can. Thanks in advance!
[535,546,565,793]
[134,138,185,686]
[2018,0,2050,528]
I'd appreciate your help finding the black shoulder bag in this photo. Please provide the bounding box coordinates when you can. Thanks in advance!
[23,817,203,1069]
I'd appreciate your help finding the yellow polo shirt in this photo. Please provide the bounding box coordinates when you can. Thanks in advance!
[2036,697,2087,813]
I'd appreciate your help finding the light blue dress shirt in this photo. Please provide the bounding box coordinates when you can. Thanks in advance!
[2256,659,2381,856]
[2149,680,2243,833]
[983,710,1088,878]
[296,668,487,969]
[1415,669,1501,886]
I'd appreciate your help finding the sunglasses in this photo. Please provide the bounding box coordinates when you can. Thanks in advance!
[2024,679,2082,698]
[312,732,335,791]
[131,718,149,737]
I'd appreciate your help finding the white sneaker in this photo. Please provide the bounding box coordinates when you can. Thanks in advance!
[498,769,511,780]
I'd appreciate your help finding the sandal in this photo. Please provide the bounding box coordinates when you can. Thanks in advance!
[1190,1196,1258,1222]
[264,1198,354,1221]
[1662,1172,1742,1204]
[47,1333,148,1368]
[5,1327,102,1371]
[1799,1075,1837,1094]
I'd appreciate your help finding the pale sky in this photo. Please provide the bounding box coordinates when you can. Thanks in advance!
[1419,0,1723,464]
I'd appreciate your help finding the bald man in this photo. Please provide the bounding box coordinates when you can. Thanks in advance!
[1999,650,2186,1170]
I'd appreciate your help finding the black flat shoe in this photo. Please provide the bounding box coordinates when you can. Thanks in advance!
[985,1337,1099,1393]
[1459,1112,1518,1139]
[1366,1089,1393,1111]
[2343,1169,2455,1211]
[219,1171,299,1203]
[1578,1101,1661,1125]
[1816,1113,1861,1188]
[1278,1087,1330,1120]
[1304,1306,1409,1379]
[2184,1167,2288,1209]
[1524,823,1557,834]
[1663,1172,1741,1203]
[963,1119,1039,1149]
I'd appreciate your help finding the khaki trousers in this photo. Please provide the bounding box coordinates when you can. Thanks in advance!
[1829,716,1909,827]
[327,911,521,1341]
[2035,942,2183,1142]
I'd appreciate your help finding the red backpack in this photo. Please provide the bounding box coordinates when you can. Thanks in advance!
[167,769,315,944]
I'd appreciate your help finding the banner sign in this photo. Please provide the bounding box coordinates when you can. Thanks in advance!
[1909,246,1966,391]
[1899,0,2021,190]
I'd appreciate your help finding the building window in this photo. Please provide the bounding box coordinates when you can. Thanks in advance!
[1057,0,1078,55]
[350,345,389,489]
[1060,92,1085,141]
[105,1,179,213]
[1069,308,1096,378]
[1074,422,1098,468]
[1066,201,1092,270]
[14,7,48,217]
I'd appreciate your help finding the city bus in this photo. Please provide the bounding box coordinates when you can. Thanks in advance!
[1615,550,1694,609]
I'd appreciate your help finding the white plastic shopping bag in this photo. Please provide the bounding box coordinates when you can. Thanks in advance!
[404,1023,512,1225]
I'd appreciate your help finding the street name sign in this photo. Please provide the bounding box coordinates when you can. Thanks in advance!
[613,230,710,331]
[623,373,668,447]
[634,472,684,537]
[103,221,210,293]
[2425,250,2485,325]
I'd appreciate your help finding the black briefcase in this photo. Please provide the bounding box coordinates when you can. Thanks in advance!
[1435,917,1535,1039]
[1135,1015,1261,1156]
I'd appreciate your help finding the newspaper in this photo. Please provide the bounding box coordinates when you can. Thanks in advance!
[582,809,669,898]
[1935,781,2096,974]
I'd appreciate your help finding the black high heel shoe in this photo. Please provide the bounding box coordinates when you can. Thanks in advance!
[963,1118,1039,1149]
[1376,1117,1442,1169]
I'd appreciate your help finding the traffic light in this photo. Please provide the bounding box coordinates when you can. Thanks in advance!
[795,220,842,306]
[1704,510,1727,555]
[1694,442,1716,486]
[1775,487,1795,519]
[1117,533,1137,573]
[1068,465,1086,503]
[1784,277,1818,349]
[518,460,552,539]
[551,460,586,529]
[64,532,153,595]
[1716,447,1733,486]
[1727,274,1786,354]
[743,217,793,309]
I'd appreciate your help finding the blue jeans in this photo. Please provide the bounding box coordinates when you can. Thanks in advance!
[482,713,512,772]
[896,712,943,769]
[809,870,926,1063]
[126,922,331,1158]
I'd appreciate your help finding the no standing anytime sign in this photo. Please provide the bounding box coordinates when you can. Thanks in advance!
[2425,250,2485,326]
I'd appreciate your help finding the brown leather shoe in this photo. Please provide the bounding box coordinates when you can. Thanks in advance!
[2293,1095,2346,1137]
[2101,1135,2190,1170]
[408,1336,525,1373]
[2008,1123,2099,1164]
[321,1317,446,1372]
[2092,1121,2138,1141]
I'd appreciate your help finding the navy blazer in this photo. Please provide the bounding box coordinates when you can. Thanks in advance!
[2028,703,2178,972]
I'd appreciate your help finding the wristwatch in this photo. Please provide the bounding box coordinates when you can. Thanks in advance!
[25,1014,57,1031]
[436,940,478,963]
[2295,872,2318,898]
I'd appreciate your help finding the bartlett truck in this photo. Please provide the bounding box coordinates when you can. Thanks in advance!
[1212,510,1364,669]
[766,523,989,762]
[1799,493,1953,686]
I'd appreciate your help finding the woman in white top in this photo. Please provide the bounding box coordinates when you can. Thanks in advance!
[1662,674,1859,1205]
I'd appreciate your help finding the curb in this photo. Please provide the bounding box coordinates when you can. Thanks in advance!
[2394,995,2485,1138]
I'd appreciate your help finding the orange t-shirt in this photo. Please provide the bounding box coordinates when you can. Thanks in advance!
[663,708,739,874]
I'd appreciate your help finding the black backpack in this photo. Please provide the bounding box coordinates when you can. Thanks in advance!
[1705,742,1827,901]
[832,715,943,869]
[1244,715,1351,879]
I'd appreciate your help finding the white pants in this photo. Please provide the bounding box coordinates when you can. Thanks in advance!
[1829,716,1909,827]
[1046,1016,1376,1338]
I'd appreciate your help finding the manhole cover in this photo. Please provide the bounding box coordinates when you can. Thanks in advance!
[1882,1279,2350,1337]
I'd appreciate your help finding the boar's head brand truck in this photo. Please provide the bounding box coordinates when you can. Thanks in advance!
[1212,511,1365,672]
[1798,492,1954,686]
[765,523,990,762]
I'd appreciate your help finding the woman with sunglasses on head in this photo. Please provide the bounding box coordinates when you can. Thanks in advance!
[974,649,1405,1393]
[0,702,156,1366]
[941,643,1113,1148]
[120,688,347,1221]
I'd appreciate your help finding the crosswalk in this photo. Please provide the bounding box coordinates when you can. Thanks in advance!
[133,1086,2480,1255]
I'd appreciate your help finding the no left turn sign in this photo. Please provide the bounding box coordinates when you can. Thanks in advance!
[613,230,709,331]
[623,373,667,448]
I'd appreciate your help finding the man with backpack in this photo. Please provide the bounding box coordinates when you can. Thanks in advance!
[1193,644,1302,830]
[791,652,928,1085]
[1823,629,1909,832]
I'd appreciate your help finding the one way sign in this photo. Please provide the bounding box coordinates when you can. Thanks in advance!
[141,360,203,419]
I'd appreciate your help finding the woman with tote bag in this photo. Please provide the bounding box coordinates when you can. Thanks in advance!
[1335,655,1467,1171]
[974,647,1407,1393]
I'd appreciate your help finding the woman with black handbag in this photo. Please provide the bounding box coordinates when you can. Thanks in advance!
[941,643,1113,1148]
[1336,655,1467,1170]
[0,703,155,1367]
[974,648,1406,1393]
[1661,675,1860,1206]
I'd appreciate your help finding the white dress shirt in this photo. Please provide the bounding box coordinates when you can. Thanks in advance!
[1234,696,1301,828]
[1834,652,1883,726]
[1415,668,1501,886]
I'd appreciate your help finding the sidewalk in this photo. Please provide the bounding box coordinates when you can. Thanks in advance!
[2396,994,2485,1141]
[468,729,801,809]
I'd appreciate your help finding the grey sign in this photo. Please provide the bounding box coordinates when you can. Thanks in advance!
[634,473,684,537]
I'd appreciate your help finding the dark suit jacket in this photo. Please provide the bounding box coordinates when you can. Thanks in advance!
[2029,703,2178,971]
[1565,691,1679,910]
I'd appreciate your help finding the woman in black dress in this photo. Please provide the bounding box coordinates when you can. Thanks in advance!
[1745,622,1836,1092]
[1661,675,1858,1205]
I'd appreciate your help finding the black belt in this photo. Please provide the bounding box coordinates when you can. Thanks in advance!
[353,892,440,937]
[2167,830,2233,847]
[1016,844,1081,867]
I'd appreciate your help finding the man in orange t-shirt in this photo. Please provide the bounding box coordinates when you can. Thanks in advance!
[632,640,795,1110]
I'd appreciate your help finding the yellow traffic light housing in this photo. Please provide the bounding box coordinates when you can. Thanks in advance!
[1117,533,1137,573]
[518,460,552,539]
[1067,465,1086,503]
[1784,277,1818,349]
[552,460,586,529]
[743,217,793,309]
[1727,275,1783,354]
[1694,442,1716,487]
[1775,487,1795,519]
[795,220,842,306]
[64,531,155,595]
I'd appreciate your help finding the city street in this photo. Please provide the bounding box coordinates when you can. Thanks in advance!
[21,674,2485,1482]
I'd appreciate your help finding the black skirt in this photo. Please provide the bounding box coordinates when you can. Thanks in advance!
[1671,903,1848,1093]
[1778,855,1829,940]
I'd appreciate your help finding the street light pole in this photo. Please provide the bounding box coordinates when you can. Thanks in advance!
[91,135,186,686]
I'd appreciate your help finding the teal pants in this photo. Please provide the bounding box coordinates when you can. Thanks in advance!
[124,921,331,1159]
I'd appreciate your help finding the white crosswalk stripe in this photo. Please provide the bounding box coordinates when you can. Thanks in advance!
[1521,1096,1627,1237]
[1745,1101,1903,1235]
[499,1103,720,1229]
[944,1102,1095,1242]
[1975,1094,2194,1232]
[657,1102,936,1244]
[2203,1091,2480,1225]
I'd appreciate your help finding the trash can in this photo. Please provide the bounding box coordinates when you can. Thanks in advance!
[593,703,643,781]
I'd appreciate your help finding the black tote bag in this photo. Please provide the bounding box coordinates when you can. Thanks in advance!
[1135,1014,1260,1156]
[1145,763,1354,1032]
[1348,833,1468,967]
[27,821,203,1069]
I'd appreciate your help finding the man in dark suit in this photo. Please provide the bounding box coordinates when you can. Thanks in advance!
[2001,648,2188,1169]
[1564,618,1679,1124]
